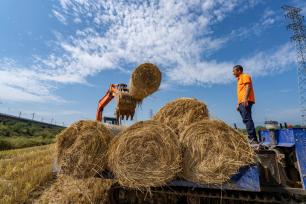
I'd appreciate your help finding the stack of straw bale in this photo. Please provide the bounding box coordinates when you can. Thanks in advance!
[129,63,162,102]
[107,120,181,189]
[152,97,255,184]
[52,96,254,200]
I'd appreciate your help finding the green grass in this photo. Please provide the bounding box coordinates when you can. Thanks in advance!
[0,119,63,150]
[0,136,55,150]
[0,121,62,138]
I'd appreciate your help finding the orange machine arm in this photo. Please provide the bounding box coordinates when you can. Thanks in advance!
[96,84,119,122]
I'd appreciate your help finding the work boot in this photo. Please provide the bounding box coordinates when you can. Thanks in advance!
[248,138,260,150]
[248,138,259,145]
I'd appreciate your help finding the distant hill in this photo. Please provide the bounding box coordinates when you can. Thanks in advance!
[0,120,63,137]
[0,113,64,150]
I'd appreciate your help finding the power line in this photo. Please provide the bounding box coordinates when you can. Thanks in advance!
[282,5,306,125]
[0,104,67,126]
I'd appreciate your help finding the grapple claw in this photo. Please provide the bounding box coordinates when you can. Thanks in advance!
[115,92,137,121]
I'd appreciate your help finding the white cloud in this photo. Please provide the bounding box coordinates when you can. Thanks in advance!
[240,43,296,76]
[169,61,233,85]
[52,10,67,24]
[230,8,280,40]
[0,1,295,103]
[0,59,61,102]
[169,43,296,85]
[48,0,292,87]
[261,9,277,26]
[239,0,264,12]
[45,0,245,84]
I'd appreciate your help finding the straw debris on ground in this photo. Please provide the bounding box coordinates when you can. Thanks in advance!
[56,120,112,178]
[107,120,181,189]
[35,175,113,204]
[0,145,55,204]
[179,119,255,184]
[129,63,162,101]
[153,98,209,135]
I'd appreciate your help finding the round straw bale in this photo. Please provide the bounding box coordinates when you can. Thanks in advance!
[153,98,209,135]
[107,120,181,189]
[56,120,112,178]
[180,119,255,184]
[129,63,162,101]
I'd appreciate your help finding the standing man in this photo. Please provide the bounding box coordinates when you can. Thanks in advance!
[233,65,258,144]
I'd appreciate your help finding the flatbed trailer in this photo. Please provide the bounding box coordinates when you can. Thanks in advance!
[107,128,306,203]
[109,183,306,203]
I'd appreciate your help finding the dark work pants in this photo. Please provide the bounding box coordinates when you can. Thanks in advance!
[238,102,257,141]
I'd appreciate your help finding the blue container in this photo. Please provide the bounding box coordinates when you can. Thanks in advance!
[260,128,306,189]
[168,165,260,192]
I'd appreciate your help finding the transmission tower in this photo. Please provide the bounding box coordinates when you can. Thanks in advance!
[282,5,306,125]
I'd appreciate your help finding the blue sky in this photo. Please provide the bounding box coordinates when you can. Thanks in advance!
[0,0,305,127]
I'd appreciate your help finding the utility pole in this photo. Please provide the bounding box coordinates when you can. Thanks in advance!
[282,5,306,125]
[149,109,153,118]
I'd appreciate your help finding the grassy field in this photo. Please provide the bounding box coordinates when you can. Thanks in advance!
[0,120,63,150]
[0,136,55,150]
[0,121,63,138]
[0,145,55,204]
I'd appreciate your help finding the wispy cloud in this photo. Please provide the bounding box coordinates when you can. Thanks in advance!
[52,10,67,25]
[46,0,243,85]
[0,1,296,103]
[48,0,294,86]
[169,43,296,85]
[240,43,296,76]
[239,0,264,12]
[230,8,281,40]
[48,1,283,84]
[0,59,62,102]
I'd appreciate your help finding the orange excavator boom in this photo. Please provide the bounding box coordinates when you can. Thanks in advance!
[96,84,129,122]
